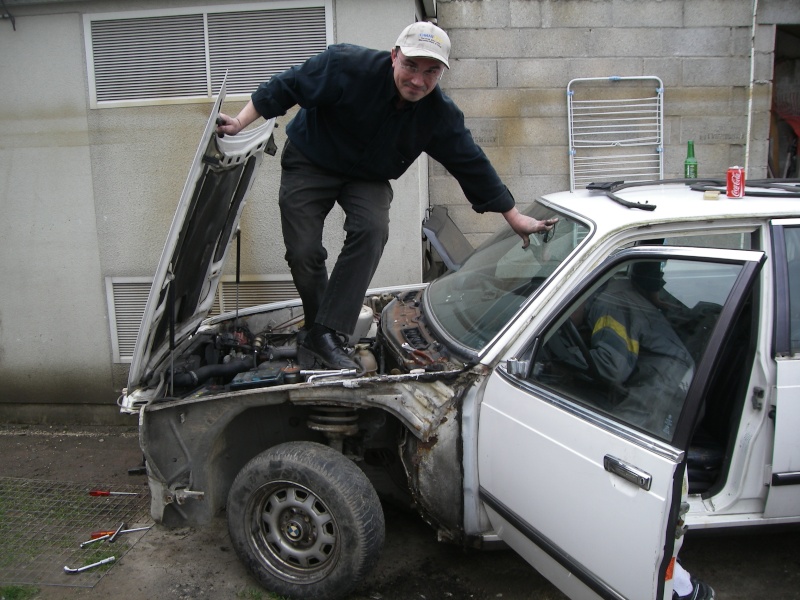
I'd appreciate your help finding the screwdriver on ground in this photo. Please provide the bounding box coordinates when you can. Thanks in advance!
[88,489,139,497]
[80,525,152,548]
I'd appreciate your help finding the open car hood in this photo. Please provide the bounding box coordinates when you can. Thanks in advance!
[128,80,276,390]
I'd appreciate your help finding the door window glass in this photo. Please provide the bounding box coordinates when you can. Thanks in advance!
[661,231,753,250]
[784,227,800,353]
[530,257,746,441]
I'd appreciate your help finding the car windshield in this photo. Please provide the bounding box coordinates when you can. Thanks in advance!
[425,202,590,351]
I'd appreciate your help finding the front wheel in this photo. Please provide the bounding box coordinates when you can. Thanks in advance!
[227,441,385,600]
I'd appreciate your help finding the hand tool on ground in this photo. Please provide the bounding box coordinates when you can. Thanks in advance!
[109,522,126,542]
[80,525,152,548]
[64,556,116,574]
[89,525,152,539]
[88,489,139,497]
[79,534,110,548]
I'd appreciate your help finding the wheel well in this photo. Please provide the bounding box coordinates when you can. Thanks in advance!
[148,400,416,527]
[208,404,326,513]
[208,404,414,516]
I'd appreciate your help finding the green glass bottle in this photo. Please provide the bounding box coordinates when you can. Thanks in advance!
[684,140,698,179]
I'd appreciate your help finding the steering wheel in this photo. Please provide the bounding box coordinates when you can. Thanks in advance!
[561,319,597,375]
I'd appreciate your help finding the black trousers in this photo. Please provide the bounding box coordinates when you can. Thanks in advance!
[279,141,393,335]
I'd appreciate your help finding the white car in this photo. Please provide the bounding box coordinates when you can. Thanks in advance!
[122,86,800,600]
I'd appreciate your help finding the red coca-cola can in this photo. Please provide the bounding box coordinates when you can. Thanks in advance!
[727,166,745,198]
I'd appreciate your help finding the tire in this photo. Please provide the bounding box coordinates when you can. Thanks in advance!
[227,441,385,600]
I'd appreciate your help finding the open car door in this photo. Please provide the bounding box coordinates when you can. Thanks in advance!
[766,219,800,517]
[478,246,765,600]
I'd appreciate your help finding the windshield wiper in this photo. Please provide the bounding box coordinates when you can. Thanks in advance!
[587,178,800,211]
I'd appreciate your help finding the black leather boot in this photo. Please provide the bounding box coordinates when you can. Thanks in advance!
[300,325,358,370]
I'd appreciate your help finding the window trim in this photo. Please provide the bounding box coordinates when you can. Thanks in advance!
[83,1,333,109]
[771,218,800,357]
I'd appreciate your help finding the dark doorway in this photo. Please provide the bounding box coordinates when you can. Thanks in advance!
[770,25,800,178]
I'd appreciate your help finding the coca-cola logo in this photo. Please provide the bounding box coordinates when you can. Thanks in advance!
[728,168,745,197]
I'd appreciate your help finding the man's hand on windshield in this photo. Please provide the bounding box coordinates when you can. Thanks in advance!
[502,207,558,249]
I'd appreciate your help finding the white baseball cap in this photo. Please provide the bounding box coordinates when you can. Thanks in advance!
[395,22,450,68]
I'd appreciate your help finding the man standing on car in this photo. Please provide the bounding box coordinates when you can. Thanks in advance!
[216,22,556,370]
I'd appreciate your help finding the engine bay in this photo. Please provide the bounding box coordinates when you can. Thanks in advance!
[146,288,467,400]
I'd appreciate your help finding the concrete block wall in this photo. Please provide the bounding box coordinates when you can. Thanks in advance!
[433,0,789,248]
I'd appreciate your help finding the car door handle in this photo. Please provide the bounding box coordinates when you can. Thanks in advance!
[604,455,652,491]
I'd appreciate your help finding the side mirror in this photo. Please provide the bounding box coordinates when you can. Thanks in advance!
[506,357,530,378]
[505,338,539,378]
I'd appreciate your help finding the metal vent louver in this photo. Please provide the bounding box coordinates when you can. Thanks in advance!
[107,276,297,363]
[208,8,327,95]
[87,4,328,106]
[91,15,207,102]
[210,278,298,316]
[106,278,153,363]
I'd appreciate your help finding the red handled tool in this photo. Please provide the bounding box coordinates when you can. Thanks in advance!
[90,525,152,539]
[89,489,139,497]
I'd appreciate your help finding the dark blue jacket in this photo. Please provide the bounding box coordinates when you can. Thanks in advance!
[251,44,515,214]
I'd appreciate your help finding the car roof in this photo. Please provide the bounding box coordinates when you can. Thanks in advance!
[541,181,800,231]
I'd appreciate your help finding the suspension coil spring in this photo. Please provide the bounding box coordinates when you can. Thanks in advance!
[306,407,359,437]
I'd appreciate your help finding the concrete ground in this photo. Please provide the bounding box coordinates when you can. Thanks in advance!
[0,424,798,600]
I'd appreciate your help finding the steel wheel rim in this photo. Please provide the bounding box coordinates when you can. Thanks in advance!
[247,480,339,582]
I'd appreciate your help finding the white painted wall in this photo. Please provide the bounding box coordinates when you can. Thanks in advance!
[0,11,112,411]
[0,0,425,419]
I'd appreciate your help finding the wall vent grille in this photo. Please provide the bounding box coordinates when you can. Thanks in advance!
[106,275,297,363]
[85,3,328,107]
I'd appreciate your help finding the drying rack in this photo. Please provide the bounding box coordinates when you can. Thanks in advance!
[567,76,665,191]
